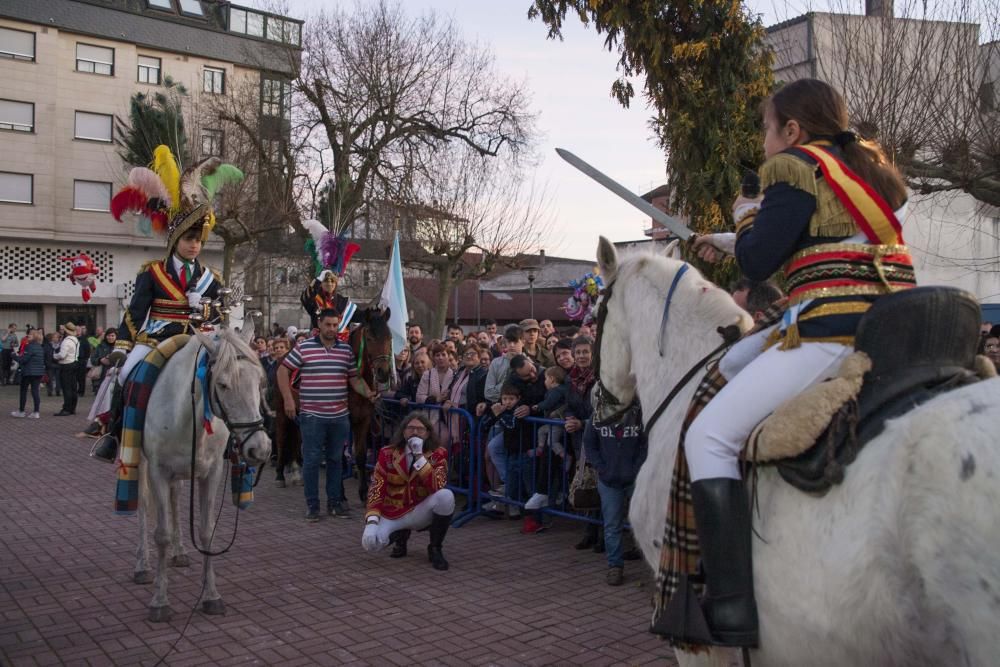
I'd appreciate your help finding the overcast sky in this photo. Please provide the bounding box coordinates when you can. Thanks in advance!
[269,0,802,261]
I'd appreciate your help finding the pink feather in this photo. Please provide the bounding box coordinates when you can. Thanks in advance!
[127,167,171,207]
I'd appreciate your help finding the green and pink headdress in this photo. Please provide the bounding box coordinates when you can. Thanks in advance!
[302,219,360,281]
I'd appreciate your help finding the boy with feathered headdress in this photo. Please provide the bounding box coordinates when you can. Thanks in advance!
[89,145,243,463]
[299,219,360,332]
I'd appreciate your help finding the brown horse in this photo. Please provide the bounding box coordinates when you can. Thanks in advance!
[348,307,393,501]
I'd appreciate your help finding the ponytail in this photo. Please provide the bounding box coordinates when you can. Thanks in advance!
[769,78,908,210]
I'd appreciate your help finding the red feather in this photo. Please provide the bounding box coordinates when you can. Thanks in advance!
[343,242,361,269]
[111,187,148,222]
[146,208,169,234]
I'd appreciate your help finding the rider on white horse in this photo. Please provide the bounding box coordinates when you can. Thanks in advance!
[91,145,240,463]
[677,78,916,648]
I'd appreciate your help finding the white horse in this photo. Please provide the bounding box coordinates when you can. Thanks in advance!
[594,236,1000,666]
[131,327,271,622]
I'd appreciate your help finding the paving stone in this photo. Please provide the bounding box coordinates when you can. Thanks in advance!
[0,388,677,666]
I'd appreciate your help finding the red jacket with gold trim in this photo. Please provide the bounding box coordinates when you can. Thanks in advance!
[365,445,448,521]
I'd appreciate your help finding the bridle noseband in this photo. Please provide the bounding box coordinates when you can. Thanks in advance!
[205,363,267,456]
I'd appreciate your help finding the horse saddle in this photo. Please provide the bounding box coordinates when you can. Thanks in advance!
[746,287,994,495]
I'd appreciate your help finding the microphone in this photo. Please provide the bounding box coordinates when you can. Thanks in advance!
[741,171,761,198]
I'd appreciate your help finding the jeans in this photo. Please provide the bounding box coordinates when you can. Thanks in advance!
[19,376,41,412]
[299,413,349,512]
[598,480,634,568]
[487,432,508,483]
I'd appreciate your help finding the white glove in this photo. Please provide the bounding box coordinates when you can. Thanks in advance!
[707,232,737,255]
[362,521,384,551]
[407,437,424,456]
[187,292,203,310]
[411,455,427,471]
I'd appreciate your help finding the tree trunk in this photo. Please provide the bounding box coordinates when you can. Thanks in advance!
[431,268,454,339]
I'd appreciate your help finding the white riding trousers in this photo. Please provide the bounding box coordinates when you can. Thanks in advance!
[686,340,853,482]
[117,343,154,387]
[363,488,455,552]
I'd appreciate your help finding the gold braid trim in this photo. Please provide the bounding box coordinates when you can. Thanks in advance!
[760,153,818,195]
[796,301,871,321]
[810,180,859,238]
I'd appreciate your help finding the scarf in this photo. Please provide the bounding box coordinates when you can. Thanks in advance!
[569,365,595,397]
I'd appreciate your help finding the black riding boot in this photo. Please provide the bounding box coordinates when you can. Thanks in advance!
[389,529,410,558]
[427,513,452,571]
[91,383,123,464]
[690,478,759,648]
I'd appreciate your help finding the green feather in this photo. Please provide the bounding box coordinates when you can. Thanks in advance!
[201,163,244,200]
[304,239,321,275]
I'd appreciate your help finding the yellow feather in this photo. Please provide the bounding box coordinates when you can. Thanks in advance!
[151,145,181,214]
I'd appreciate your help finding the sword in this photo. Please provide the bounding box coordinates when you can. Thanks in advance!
[555,147,694,241]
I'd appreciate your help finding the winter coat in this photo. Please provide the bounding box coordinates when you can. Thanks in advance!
[583,403,647,488]
[14,342,45,377]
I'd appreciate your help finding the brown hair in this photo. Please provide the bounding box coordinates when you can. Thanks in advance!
[391,411,440,451]
[544,365,566,383]
[429,342,447,357]
[768,78,908,210]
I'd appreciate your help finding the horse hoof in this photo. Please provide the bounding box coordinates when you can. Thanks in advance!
[148,606,173,623]
[133,570,153,584]
[201,599,226,616]
[170,554,191,568]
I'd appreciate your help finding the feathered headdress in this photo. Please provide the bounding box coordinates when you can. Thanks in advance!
[111,145,244,256]
[302,219,360,279]
[562,270,604,326]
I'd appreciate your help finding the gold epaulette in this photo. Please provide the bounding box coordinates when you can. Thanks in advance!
[209,267,224,285]
[139,259,160,274]
[760,151,858,239]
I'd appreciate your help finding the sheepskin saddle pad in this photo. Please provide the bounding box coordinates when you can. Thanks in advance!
[745,287,993,495]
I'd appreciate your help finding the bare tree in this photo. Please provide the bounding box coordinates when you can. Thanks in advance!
[291,0,537,236]
[400,144,550,335]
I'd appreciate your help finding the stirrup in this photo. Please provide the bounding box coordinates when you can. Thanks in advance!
[90,433,119,464]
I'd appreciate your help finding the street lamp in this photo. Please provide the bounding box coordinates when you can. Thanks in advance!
[527,267,536,319]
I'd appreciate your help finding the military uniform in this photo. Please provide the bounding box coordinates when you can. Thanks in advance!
[300,279,352,331]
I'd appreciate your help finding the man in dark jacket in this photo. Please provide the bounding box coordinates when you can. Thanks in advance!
[583,402,647,586]
[11,328,45,418]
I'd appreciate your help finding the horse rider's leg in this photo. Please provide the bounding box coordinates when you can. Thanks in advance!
[198,455,228,615]
[133,458,152,584]
[168,480,190,567]
[147,473,174,622]
[682,341,852,648]
[717,324,776,381]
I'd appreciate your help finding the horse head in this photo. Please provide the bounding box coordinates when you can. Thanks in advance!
[195,328,272,466]
[594,236,753,409]
[356,306,393,388]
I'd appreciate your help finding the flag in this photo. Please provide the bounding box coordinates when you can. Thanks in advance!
[380,232,409,357]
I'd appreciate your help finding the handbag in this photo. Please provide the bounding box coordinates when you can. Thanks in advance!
[569,450,601,510]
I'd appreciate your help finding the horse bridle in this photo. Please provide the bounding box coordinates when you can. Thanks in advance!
[592,263,742,435]
[205,363,267,463]
[355,327,393,390]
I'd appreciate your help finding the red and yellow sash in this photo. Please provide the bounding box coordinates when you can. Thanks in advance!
[793,145,904,245]
[149,261,186,301]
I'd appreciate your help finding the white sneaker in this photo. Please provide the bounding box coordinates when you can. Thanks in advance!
[27,412,40,419]
[524,493,549,510]
[10,411,25,418]
[487,485,505,498]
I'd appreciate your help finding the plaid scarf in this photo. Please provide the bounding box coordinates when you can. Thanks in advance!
[651,302,787,641]
[116,335,192,515]
[569,365,595,397]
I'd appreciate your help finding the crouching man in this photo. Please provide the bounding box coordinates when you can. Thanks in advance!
[362,412,455,570]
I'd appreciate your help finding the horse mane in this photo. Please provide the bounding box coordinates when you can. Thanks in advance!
[213,328,264,386]
[364,308,391,341]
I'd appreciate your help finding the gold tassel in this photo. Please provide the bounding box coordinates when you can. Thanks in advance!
[764,326,783,350]
[809,181,859,238]
[778,322,802,350]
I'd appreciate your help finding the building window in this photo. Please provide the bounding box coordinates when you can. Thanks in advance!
[0,100,34,132]
[228,7,299,45]
[0,172,33,204]
[146,0,173,9]
[261,78,291,118]
[73,180,111,212]
[137,56,161,85]
[203,66,225,94]
[76,43,114,76]
[178,0,204,16]
[74,111,113,142]
[266,17,301,45]
[362,270,373,288]
[0,27,35,61]
[201,128,223,157]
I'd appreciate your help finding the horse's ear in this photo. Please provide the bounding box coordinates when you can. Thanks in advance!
[597,236,618,282]
[662,239,682,260]
[194,330,218,356]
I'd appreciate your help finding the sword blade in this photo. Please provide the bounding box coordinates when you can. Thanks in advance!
[555,147,694,241]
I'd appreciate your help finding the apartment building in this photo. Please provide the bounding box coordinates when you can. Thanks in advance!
[0,0,301,335]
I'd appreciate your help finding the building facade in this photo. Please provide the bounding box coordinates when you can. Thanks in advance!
[0,0,300,337]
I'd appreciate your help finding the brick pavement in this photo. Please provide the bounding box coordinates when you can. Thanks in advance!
[0,386,678,666]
